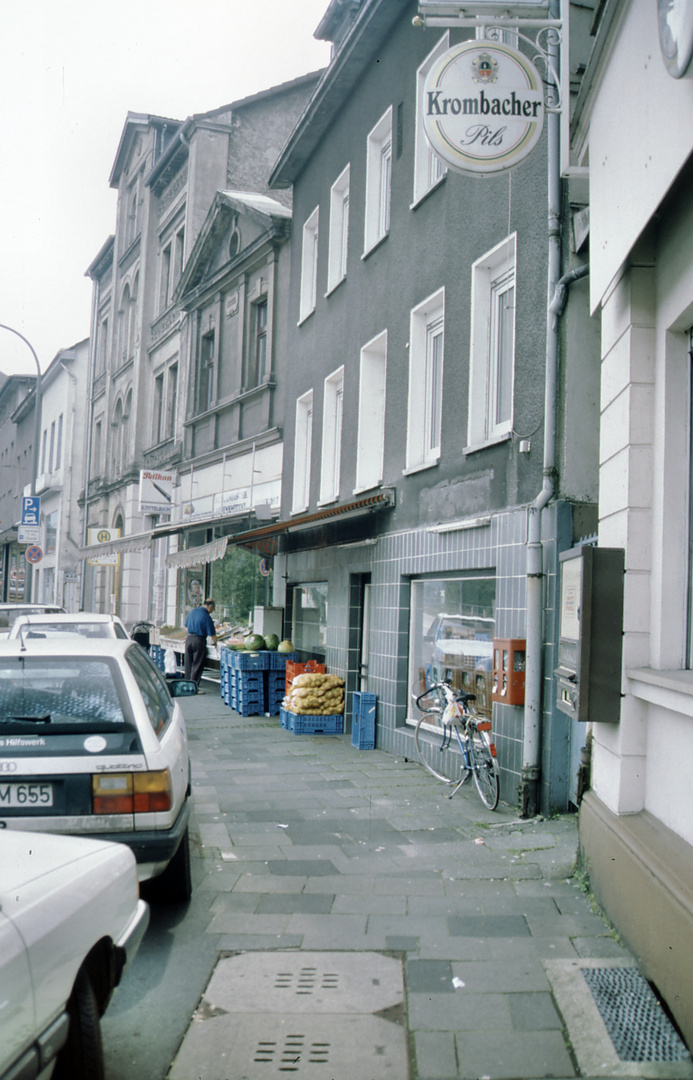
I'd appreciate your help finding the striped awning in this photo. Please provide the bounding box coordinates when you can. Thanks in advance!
[165,536,228,569]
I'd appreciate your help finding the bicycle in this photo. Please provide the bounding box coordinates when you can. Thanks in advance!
[413,681,500,810]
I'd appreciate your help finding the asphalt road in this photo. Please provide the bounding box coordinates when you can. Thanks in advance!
[101,840,215,1080]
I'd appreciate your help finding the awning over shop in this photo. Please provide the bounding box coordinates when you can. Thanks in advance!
[79,531,152,557]
[231,489,396,555]
[165,536,228,569]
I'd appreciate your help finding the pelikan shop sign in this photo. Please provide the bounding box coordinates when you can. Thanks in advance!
[423,41,545,177]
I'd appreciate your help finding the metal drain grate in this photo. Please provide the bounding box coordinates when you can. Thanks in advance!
[253,1035,331,1070]
[582,967,691,1062]
[275,965,340,995]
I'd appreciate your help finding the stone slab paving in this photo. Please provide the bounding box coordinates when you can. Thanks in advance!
[170,692,692,1080]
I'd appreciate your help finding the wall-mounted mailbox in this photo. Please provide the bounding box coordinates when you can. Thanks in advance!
[554,545,624,724]
[492,638,526,705]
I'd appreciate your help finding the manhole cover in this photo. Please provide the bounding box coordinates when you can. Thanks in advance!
[168,952,408,1080]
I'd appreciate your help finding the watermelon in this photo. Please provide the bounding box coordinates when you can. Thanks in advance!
[277,639,295,653]
[263,634,280,651]
[244,633,265,651]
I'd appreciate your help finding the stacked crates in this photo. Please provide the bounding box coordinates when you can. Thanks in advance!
[351,691,377,750]
[219,647,268,716]
[219,648,300,716]
[150,644,167,673]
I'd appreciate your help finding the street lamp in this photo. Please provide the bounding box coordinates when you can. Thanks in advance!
[0,323,42,497]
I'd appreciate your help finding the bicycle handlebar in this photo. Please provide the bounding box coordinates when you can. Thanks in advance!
[416,681,476,710]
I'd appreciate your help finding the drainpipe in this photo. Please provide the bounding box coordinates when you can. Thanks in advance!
[519,4,590,816]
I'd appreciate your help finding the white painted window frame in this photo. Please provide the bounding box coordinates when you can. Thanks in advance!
[319,367,345,505]
[299,206,320,322]
[292,389,314,514]
[355,330,387,494]
[364,107,393,256]
[327,165,350,294]
[405,288,445,473]
[413,32,449,206]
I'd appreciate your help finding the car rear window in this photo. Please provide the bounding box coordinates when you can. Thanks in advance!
[0,656,134,736]
[0,606,63,628]
[21,622,115,640]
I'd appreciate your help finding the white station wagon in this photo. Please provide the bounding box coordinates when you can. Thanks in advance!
[0,828,148,1080]
[0,638,195,901]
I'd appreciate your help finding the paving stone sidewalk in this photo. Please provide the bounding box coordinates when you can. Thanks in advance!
[172,690,692,1080]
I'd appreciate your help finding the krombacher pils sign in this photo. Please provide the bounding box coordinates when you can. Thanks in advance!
[423,41,545,177]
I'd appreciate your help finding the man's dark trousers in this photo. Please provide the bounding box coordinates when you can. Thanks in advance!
[185,634,208,684]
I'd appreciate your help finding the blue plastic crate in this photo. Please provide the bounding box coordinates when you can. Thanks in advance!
[267,670,287,691]
[230,670,264,689]
[352,691,377,750]
[280,708,344,735]
[269,651,299,670]
[231,699,266,717]
[229,650,270,671]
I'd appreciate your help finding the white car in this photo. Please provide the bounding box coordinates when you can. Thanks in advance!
[0,604,65,639]
[0,638,195,901]
[9,612,130,642]
[0,829,148,1080]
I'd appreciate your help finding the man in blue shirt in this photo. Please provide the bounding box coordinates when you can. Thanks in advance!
[184,598,218,691]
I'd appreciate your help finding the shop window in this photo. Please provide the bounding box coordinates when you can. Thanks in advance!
[291,583,328,658]
[408,575,496,722]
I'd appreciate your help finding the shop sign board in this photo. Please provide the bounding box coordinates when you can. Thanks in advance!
[423,40,545,177]
[139,470,173,513]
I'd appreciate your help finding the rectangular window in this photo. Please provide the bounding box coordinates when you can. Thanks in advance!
[291,583,328,658]
[55,414,63,471]
[198,332,215,413]
[292,390,313,513]
[327,165,350,293]
[40,429,47,475]
[413,34,449,205]
[153,373,164,443]
[159,244,172,312]
[364,107,393,255]
[166,363,178,439]
[249,299,268,387]
[319,367,344,504]
[408,575,496,724]
[93,419,102,475]
[173,228,185,290]
[299,207,319,322]
[48,421,56,474]
[468,234,517,448]
[355,331,387,493]
[406,288,445,471]
[96,317,108,376]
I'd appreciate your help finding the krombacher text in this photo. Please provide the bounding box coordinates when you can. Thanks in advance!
[427,88,541,119]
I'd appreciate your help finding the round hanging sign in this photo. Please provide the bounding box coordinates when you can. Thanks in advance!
[423,40,545,177]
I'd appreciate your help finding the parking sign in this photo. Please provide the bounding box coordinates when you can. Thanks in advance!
[21,496,40,526]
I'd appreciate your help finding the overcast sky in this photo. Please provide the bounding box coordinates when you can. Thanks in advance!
[0,0,331,375]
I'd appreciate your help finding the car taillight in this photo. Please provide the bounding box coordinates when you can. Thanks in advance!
[92,770,173,814]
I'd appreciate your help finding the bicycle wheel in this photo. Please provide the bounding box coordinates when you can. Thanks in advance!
[469,723,500,810]
[414,711,455,785]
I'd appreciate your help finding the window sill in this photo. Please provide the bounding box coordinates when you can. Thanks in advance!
[402,458,439,477]
[317,496,339,508]
[297,307,316,327]
[627,668,693,719]
[361,231,389,261]
[410,172,447,211]
[352,481,382,496]
[464,432,512,456]
[325,276,346,299]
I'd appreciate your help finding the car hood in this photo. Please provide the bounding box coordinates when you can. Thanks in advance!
[0,830,130,896]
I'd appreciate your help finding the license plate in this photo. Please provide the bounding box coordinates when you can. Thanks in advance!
[0,782,53,808]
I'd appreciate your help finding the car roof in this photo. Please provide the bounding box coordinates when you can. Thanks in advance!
[0,638,136,661]
[12,613,124,625]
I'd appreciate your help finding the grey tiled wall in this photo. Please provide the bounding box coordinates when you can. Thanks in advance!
[281,501,571,811]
